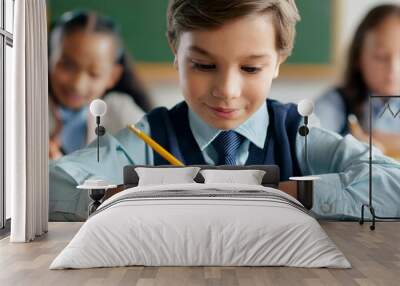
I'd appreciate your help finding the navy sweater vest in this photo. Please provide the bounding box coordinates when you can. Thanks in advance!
[147,99,302,180]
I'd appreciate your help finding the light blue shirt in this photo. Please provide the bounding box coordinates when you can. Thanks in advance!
[59,106,88,154]
[49,102,400,221]
[189,102,267,165]
[315,89,400,134]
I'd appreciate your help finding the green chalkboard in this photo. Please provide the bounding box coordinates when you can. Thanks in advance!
[48,0,333,64]
[288,0,333,64]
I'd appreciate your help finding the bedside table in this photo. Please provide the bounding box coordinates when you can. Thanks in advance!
[77,180,117,215]
[289,176,320,210]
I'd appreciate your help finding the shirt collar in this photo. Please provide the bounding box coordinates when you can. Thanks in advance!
[188,101,268,151]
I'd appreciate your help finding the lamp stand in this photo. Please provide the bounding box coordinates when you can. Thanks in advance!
[95,116,106,162]
[299,116,309,166]
[359,95,400,230]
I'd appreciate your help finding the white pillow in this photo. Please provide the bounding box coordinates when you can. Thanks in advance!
[200,169,266,185]
[135,167,201,186]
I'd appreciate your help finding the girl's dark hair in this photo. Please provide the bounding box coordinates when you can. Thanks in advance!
[49,10,152,112]
[341,4,400,119]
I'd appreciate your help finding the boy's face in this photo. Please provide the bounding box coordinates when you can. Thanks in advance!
[174,13,283,130]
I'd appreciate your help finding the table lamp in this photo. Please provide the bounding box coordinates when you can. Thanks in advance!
[77,99,114,216]
[297,99,314,164]
[89,99,107,162]
[289,99,319,210]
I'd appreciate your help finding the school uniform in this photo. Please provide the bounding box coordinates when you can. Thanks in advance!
[49,99,400,221]
[315,88,400,135]
[49,91,145,154]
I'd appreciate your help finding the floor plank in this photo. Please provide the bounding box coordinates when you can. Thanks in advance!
[0,221,399,286]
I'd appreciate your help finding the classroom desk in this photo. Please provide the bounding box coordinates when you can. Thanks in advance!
[384,150,400,161]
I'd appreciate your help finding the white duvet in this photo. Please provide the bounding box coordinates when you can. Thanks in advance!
[50,183,350,269]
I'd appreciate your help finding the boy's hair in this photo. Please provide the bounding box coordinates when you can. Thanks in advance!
[167,0,300,57]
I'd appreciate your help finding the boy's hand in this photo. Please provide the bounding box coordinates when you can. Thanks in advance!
[49,138,63,160]
[49,103,63,160]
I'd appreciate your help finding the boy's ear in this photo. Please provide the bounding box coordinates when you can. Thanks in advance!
[107,64,123,89]
[273,63,280,79]
[173,56,179,70]
[273,54,287,79]
[168,40,179,70]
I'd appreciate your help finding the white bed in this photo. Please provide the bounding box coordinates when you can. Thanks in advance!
[50,183,350,269]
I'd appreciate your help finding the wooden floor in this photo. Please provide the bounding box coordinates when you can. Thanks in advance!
[0,221,399,286]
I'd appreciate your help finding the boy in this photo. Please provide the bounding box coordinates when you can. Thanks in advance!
[50,0,400,221]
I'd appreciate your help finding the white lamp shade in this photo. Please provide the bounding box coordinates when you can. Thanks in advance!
[90,99,107,117]
[297,99,314,116]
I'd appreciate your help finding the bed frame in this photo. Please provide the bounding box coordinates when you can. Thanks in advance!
[123,165,280,189]
[102,165,309,210]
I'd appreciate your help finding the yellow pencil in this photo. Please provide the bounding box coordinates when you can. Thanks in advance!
[127,124,185,166]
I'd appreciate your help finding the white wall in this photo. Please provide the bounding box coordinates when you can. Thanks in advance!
[338,0,400,51]
[269,78,334,104]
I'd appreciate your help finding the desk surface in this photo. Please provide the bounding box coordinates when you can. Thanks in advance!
[384,150,400,161]
[1,221,400,286]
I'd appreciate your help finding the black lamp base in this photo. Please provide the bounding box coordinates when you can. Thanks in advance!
[88,188,106,216]
[360,204,376,230]
[359,203,400,231]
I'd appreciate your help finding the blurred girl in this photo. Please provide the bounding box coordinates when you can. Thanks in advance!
[315,4,400,156]
[49,10,152,159]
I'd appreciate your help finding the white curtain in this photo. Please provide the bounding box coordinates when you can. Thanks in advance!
[7,0,48,242]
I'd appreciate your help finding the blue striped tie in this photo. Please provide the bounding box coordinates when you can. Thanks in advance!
[213,131,243,165]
